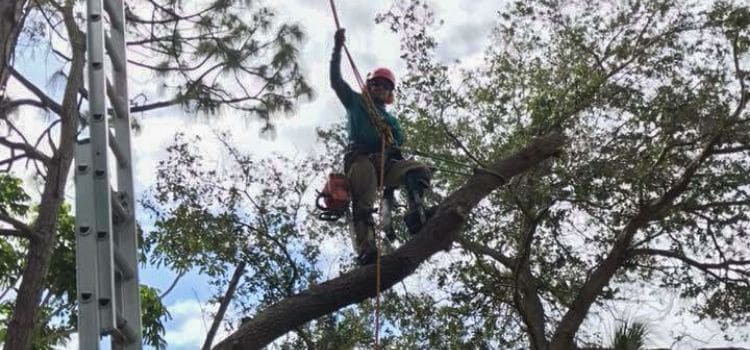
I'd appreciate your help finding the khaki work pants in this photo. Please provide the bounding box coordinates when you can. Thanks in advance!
[347,153,430,256]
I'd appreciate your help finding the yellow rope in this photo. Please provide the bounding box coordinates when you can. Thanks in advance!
[328,1,392,347]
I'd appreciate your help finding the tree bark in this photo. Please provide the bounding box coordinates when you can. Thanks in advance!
[515,269,548,350]
[0,0,27,99]
[2,6,84,349]
[512,206,549,350]
[203,262,247,350]
[212,133,566,350]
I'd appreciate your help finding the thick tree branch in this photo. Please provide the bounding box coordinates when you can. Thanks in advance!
[212,133,566,350]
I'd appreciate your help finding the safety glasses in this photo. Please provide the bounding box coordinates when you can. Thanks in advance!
[367,78,394,91]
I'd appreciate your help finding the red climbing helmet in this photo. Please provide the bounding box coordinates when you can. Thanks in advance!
[368,67,396,88]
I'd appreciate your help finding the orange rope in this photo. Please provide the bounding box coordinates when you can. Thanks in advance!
[328,1,388,348]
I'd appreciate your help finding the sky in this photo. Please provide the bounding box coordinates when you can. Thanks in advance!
[3,0,749,349]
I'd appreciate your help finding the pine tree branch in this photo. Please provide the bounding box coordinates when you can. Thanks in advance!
[0,136,51,164]
[8,66,63,115]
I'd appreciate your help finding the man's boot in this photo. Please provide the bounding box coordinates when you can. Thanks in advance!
[382,187,398,242]
[353,207,378,265]
[402,169,432,235]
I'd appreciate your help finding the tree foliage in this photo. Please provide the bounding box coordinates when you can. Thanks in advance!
[143,130,387,348]
[373,0,750,348]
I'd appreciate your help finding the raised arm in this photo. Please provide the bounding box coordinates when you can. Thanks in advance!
[330,29,356,107]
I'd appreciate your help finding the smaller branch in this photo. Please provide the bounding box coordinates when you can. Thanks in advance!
[202,261,246,350]
[682,199,750,212]
[630,248,750,271]
[731,31,747,110]
[0,152,26,171]
[294,328,315,349]
[8,66,63,115]
[159,270,186,299]
[438,115,490,170]
[0,99,48,113]
[456,234,516,270]
[0,136,51,164]
[34,119,61,156]
[710,145,750,155]
[0,212,38,241]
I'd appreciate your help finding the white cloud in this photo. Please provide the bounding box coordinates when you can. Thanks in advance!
[160,298,238,349]
[162,299,216,348]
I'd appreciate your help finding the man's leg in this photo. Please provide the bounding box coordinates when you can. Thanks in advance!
[383,160,433,235]
[347,154,378,264]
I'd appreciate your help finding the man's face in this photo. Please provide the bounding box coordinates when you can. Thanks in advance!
[367,78,394,103]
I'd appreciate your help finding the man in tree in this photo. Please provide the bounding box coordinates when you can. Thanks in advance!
[330,28,433,265]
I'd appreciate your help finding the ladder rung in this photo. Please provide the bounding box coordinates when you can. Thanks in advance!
[112,246,135,280]
[113,247,135,280]
[106,79,129,120]
[104,35,126,73]
[108,129,128,168]
[110,190,129,224]
[114,314,137,344]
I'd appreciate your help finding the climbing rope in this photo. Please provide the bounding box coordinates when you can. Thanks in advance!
[328,1,389,348]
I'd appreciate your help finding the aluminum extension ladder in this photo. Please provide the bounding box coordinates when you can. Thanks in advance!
[74,0,142,348]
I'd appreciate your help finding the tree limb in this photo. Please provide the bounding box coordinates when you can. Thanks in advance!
[455,235,516,269]
[212,132,566,350]
[0,228,25,238]
[158,270,186,300]
[630,248,750,272]
[0,136,51,164]
[0,98,48,114]
[8,66,63,115]
[202,261,246,350]
[0,212,36,241]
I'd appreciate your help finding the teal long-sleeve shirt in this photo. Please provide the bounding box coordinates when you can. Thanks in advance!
[330,48,404,151]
